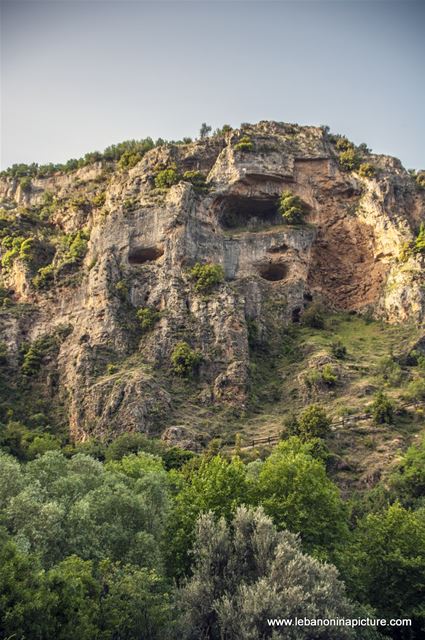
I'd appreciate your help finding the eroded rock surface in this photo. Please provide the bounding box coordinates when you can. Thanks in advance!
[1,121,424,441]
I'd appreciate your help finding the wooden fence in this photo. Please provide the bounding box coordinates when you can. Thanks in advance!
[243,400,424,449]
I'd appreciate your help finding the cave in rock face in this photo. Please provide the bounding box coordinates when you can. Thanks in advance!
[216,194,281,229]
[128,246,164,265]
[258,263,288,282]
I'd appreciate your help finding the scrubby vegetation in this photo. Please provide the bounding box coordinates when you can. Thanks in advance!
[234,135,254,152]
[188,262,224,293]
[171,341,202,377]
[278,190,308,224]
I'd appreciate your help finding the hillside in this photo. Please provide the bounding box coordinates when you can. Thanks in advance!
[1,121,425,487]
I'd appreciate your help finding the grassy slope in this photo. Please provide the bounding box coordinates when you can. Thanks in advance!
[209,313,425,492]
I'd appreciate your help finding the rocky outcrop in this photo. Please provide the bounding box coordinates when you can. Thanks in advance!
[1,121,424,441]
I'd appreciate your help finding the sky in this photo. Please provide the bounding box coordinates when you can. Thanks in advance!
[1,0,424,170]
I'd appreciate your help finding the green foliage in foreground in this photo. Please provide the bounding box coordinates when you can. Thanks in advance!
[1,429,424,638]
[175,506,378,640]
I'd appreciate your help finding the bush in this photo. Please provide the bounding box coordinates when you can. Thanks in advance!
[19,177,32,193]
[155,167,179,189]
[117,150,142,170]
[302,302,325,329]
[171,341,202,377]
[189,262,224,293]
[91,192,106,208]
[405,378,425,403]
[331,340,347,359]
[321,363,338,387]
[234,136,254,152]
[21,342,45,376]
[377,355,403,386]
[371,390,394,425]
[414,223,425,254]
[106,363,118,375]
[32,263,55,289]
[182,171,207,190]
[137,307,160,333]
[278,191,307,224]
[416,172,425,189]
[358,162,376,178]
[297,404,332,440]
[338,148,361,171]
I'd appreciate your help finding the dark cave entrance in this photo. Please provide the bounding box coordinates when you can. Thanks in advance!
[128,246,164,265]
[292,307,301,323]
[216,194,280,230]
[258,263,288,282]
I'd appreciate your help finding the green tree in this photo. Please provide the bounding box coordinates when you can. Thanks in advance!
[199,123,212,139]
[278,190,307,224]
[171,341,202,377]
[371,390,394,425]
[99,562,172,640]
[390,437,425,506]
[342,503,425,636]
[297,404,332,440]
[0,530,53,639]
[166,455,249,578]
[45,556,100,640]
[254,437,347,555]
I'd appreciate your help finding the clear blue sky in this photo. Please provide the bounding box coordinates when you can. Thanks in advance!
[1,0,424,170]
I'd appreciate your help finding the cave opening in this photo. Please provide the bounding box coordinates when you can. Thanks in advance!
[258,263,288,282]
[128,246,164,265]
[216,194,281,230]
[292,307,301,323]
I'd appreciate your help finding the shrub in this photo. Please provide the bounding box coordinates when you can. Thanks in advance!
[338,148,361,171]
[371,390,394,425]
[335,137,353,151]
[32,263,55,289]
[377,355,403,386]
[234,136,254,152]
[331,340,347,359]
[182,171,207,190]
[405,378,425,403]
[106,363,118,375]
[297,404,332,440]
[117,150,142,170]
[171,341,202,377]
[137,307,160,333]
[358,162,376,178]
[189,262,224,293]
[416,173,425,189]
[321,363,338,387]
[414,223,425,254]
[154,167,179,189]
[92,192,106,208]
[302,302,325,329]
[114,280,129,301]
[278,191,307,224]
[19,177,32,193]
[21,341,45,376]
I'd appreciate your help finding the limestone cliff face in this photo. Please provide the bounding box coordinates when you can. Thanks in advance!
[0,121,424,441]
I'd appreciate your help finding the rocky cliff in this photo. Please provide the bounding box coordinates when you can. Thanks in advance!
[1,121,424,445]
